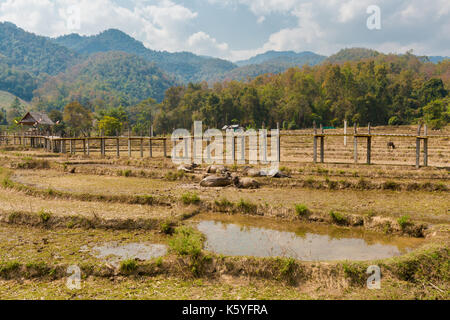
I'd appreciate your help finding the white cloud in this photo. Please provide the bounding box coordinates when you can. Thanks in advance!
[0,0,449,60]
[187,31,229,57]
[0,0,230,57]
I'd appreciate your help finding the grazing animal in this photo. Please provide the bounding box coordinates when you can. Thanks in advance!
[200,173,232,187]
[206,165,228,174]
[243,167,263,177]
[387,141,396,150]
[233,176,260,189]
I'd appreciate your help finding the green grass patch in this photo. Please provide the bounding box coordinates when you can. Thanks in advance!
[294,204,309,217]
[181,192,201,205]
[169,227,203,258]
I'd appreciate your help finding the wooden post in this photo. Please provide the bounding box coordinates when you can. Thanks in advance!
[128,129,131,158]
[277,122,281,163]
[69,139,73,154]
[423,124,428,167]
[163,138,167,158]
[86,138,90,156]
[367,123,371,165]
[116,138,120,158]
[83,139,86,155]
[344,120,347,146]
[313,121,317,163]
[140,138,144,158]
[354,123,358,163]
[149,138,153,158]
[319,124,324,163]
[416,124,422,169]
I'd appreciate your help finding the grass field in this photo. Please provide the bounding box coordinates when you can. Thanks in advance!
[0,125,448,300]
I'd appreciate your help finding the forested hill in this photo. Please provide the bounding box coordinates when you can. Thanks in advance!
[0,22,80,76]
[235,51,326,67]
[153,53,449,134]
[33,52,177,110]
[53,29,237,83]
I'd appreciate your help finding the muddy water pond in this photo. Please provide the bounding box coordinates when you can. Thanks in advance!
[87,242,167,267]
[194,215,424,261]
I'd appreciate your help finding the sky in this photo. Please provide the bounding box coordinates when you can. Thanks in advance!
[0,0,448,61]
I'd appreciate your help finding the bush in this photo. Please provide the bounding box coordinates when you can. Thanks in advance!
[120,259,138,273]
[236,198,257,214]
[329,211,346,224]
[214,197,234,211]
[294,204,309,217]
[169,227,203,257]
[181,192,200,205]
[38,209,51,223]
[397,215,411,230]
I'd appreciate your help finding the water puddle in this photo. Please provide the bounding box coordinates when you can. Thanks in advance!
[195,215,424,261]
[87,242,167,267]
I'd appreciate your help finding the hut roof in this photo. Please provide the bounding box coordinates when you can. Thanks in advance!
[19,112,54,126]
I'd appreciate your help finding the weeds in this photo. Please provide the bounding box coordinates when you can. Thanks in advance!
[397,215,411,230]
[120,259,138,274]
[38,209,51,223]
[236,198,257,214]
[181,192,201,205]
[169,227,203,257]
[329,211,346,225]
[294,204,309,217]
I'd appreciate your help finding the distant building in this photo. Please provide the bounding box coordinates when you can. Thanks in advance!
[221,124,244,132]
[19,112,54,126]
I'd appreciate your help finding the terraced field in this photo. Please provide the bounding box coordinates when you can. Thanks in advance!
[0,126,448,300]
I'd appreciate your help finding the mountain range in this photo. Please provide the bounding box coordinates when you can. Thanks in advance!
[0,21,448,110]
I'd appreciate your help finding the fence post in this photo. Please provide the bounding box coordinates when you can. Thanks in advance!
[128,129,131,158]
[423,124,428,167]
[86,138,90,156]
[313,121,317,163]
[277,122,281,163]
[416,124,422,169]
[163,138,167,158]
[354,123,358,163]
[319,124,324,163]
[140,138,144,158]
[367,123,371,165]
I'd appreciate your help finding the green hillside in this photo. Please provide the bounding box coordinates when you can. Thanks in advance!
[34,52,178,110]
[0,90,29,110]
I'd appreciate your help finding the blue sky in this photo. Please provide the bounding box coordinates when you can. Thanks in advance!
[0,0,448,61]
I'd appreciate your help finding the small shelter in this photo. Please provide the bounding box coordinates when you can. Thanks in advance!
[18,112,55,136]
[19,112,54,126]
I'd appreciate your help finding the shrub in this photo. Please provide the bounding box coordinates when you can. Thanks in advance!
[383,180,400,190]
[236,198,257,214]
[120,259,138,273]
[160,221,175,235]
[38,209,51,223]
[329,211,346,224]
[397,215,411,230]
[181,192,200,205]
[294,204,309,217]
[214,197,234,211]
[169,227,203,257]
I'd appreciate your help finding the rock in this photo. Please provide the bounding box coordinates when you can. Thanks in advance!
[200,175,232,187]
[234,177,260,189]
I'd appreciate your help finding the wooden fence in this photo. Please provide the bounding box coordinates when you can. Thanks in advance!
[0,124,448,168]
